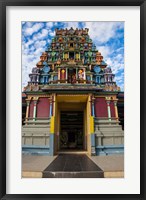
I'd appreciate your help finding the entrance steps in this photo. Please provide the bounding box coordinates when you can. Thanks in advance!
[57,150,88,155]
[43,154,104,178]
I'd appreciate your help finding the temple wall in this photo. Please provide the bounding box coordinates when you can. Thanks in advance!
[37,98,50,118]
[22,120,51,155]
[94,118,124,155]
[22,96,51,155]
[94,97,108,117]
[94,96,124,155]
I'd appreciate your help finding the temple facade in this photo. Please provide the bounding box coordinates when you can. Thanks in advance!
[22,28,124,156]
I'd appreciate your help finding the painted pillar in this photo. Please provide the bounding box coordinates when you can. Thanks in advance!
[91,97,95,117]
[91,74,93,83]
[90,95,96,155]
[79,52,80,60]
[66,68,68,83]
[106,100,111,121]
[25,100,30,124]
[83,68,86,83]
[36,75,39,83]
[49,96,52,117]
[114,100,119,121]
[33,99,38,121]
[58,68,60,83]
[51,74,53,84]
[99,76,101,84]
[49,94,56,156]
[76,68,78,83]
[50,116,55,156]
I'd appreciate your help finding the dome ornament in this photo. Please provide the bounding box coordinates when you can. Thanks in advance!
[94,65,101,73]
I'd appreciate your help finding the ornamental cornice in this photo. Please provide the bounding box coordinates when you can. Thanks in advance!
[57,94,89,97]
[27,94,51,98]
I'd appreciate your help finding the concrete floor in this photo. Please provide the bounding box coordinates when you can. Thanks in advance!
[22,154,124,178]
[88,155,124,178]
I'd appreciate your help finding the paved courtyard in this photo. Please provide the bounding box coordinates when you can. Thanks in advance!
[22,154,124,178]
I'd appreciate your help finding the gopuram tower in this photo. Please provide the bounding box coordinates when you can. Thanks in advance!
[22,27,124,156]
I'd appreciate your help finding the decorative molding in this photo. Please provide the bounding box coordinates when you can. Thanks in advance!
[33,97,39,101]
[57,94,89,97]
[27,94,51,98]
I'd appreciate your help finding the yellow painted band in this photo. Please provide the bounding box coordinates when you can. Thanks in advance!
[50,116,55,134]
[90,116,94,134]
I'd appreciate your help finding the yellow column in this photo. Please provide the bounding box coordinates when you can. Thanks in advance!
[50,116,55,133]
[90,116,94,133]
[114,100,119,121]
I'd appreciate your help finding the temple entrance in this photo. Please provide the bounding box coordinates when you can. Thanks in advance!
[60,111,84,150]
[55,94,91,155]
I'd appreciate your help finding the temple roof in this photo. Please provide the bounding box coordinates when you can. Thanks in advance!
[24,27,120,93]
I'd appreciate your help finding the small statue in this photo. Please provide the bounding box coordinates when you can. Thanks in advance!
[72,74,76,84]
[61,69,66,80]
[78,69,84,80]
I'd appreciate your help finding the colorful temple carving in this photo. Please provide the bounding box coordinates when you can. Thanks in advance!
[22,28,124,156]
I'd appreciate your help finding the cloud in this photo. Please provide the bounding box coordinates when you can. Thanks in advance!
[84,22,123,44]
[97,46,112,58]
[46,22,54,28]
[25,22,33,28]
[34,40,47,49]
[49,31,55,37]
[22,54,39,90]
[32,29,48,41]
[105,55,124,74]
[65,22,82,29]
[23,23,44,36]
[23,39,34,49]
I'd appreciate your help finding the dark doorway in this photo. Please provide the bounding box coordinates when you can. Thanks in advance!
[69,51,74,59]
[68,68,76,84]
[60,111,84,150]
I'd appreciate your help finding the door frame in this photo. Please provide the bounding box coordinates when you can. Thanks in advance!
[54,94,91,155]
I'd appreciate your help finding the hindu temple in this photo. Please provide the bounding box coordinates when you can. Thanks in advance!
[22,27,124,156]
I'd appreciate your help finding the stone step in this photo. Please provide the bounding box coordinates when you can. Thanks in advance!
[42,154,104,178]
[43,171,103,178]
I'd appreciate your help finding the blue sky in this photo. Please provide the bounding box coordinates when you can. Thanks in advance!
[22,21,124,91]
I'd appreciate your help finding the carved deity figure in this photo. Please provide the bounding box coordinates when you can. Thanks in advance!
[64,53,68,60]
[72,74,76,84]
[51,52,56,61]
[61,69,66,80]
[78,69,84,80]
[75,53,79,60]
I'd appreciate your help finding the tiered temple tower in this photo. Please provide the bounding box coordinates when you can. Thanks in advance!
[22,27,124,156]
